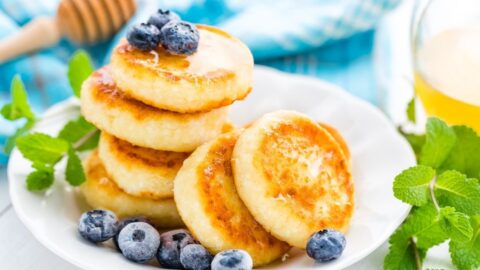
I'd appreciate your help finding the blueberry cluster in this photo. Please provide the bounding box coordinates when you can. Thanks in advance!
[126,9,199,55]
[78,209,254,269]
[78,209,347,268]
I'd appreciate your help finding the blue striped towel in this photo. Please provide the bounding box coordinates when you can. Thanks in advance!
[0,0,401,164]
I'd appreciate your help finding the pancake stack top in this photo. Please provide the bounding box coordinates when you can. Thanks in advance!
[79,24,254,227]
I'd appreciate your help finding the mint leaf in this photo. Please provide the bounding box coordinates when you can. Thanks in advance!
[26,169,54,191]
[440,207,473,243]
[441,126,480,179]
[65,147,85,186]
[406,98,416,123]
[393,165,435,206]
[408,204,449,249]
[31,162,54,173]
[435,170,480,216]
[68,50,94,97]
[58,116,99,151]
[76,130,100,151]
[16,133,69,164]
[0,104,13,119]
[449,216,480,270]
[384,237,423,270]
[420,118,456,168]
[399,204,448,248]
[58,116,96,143]
[0,75,35,121]
[386,204,448,262]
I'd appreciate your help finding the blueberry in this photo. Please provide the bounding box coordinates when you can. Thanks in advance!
[306,229,346,262]
[118,222,160,263]
[147,9,180,30]
[78,209,118,243]
[126,23,161,51]
[160,21,199,55]
[211,249,253,270]
[156,229,197,268]
[180,244,213,270]
[113,216,151,250]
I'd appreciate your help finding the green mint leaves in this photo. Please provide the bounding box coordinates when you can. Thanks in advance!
[0,50,98,191]
[15,116,99,191]
[68,50,94,97]
[16,133,70,164]
[58,116,99,151]
[393,165,435,206]
[386,118,480,270]
[26,169,54,192]
[1,75,35,121]
[1,75,37,154]
[420,118,456,168]
[441,126,480,179]
[65,147,86,186]
[449,216,480,270]
[441,207,473,243]
[435,171,480,216]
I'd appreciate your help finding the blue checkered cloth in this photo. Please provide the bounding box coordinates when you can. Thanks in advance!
[0,0,401,164]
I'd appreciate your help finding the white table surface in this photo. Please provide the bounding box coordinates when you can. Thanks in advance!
[0,0,457,269]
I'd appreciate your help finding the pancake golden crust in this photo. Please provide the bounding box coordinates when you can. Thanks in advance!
[81,151,184,228]
[110,25,253,113]
[319,123,351,162]
[174,130,290,266]
[98,132,189,199]
[232,111,354,248]
[80,68,229,152]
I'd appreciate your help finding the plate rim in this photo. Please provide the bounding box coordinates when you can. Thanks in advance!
[8,65,414,270]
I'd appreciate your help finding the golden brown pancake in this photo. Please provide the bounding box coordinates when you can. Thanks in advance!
[110,25,253,113]
[81,151,183,228]
[80,67,229,152]
[319,123,351,162]
[232,111,354,248]
[245,121,350,161]
[98,132,190,199]
[174,130,290,266]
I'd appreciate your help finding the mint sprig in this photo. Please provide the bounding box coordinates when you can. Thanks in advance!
[419,118,456,168]
[0,50,98,191]
[386,117,480,270]
[449,216,480,270]
[1,75,37,154]
[68,50,94,97]
[16,133,70,164]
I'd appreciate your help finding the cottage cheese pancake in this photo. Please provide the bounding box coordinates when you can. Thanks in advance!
[232,111,354,248]
[98,132,189,200]
[80,68,229,152]
[81,151,183,228]
[110,25,253,113]
[319,123,351,162]
[174,130,290,266]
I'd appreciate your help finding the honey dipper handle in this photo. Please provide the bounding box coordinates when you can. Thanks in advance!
[0,16,60,63]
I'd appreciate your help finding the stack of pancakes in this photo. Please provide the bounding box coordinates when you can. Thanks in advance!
[79,24,354,267]
[80,25,253,228]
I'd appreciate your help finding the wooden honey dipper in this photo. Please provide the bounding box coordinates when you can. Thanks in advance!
[0,0,136,63]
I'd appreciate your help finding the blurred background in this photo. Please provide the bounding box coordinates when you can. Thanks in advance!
[0,0,405,165]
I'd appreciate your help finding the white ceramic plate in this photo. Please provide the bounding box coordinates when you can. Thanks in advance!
[8,66,414,270]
